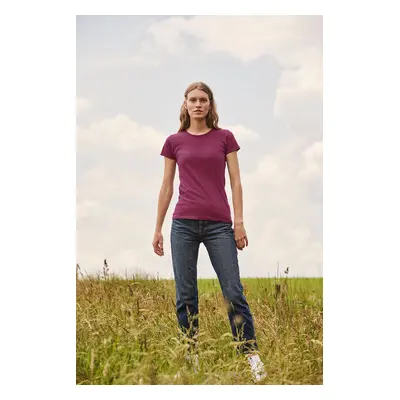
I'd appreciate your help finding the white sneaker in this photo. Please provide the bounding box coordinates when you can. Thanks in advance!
[247,354,267,382]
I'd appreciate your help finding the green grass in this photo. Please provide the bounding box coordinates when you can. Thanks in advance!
[76,275,323,385]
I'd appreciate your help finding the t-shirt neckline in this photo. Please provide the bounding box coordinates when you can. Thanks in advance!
[184,128,215,137]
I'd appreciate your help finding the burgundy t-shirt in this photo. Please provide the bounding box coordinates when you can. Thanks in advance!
[160,128,240,224]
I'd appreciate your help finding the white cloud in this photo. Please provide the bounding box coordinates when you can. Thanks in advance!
[76,200,102,220]
[299,141,323,180]
[140,16,320,65]
[77,115,174,277]
[273,52,322,120]
[226,125,260,142]
[146,17,187,56]
[77,114,166,152]
[134,16,322,123]
[237,139,322,276]
[251,218,323,276]
[76,97,93,114]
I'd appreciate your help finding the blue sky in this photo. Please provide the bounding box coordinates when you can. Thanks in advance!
[76,15,323,278]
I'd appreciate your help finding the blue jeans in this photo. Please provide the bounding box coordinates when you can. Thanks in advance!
[170,218,258,354]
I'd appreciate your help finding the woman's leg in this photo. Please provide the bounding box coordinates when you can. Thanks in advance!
[170,219,201,349]
[203,221,258,354]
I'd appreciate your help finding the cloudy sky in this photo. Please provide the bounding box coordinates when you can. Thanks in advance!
[76,15,322,278]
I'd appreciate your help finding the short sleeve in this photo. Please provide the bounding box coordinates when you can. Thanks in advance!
[225,130,240,155]
[160,136,176,160]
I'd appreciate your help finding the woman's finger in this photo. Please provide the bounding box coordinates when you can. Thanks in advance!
[158,242,164,255]
[153,242,163,256]
[236,237,245,250]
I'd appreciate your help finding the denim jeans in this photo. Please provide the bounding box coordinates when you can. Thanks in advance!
[170,218,258,354]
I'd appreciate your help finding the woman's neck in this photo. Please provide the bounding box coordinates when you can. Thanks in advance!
[188,119,210,134]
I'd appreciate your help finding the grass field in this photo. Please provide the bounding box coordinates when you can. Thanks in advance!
[76,274,323,385]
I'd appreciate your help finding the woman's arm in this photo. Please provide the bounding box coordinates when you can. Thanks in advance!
[226,151,248,250]
[226,151,244,225]
[155,157,176,233]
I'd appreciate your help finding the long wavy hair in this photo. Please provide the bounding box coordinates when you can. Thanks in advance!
[179,82,220,132]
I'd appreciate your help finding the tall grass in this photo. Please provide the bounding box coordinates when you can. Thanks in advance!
[76,271,322,385]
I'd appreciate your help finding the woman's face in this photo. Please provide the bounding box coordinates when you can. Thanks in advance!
[185,89,211,120]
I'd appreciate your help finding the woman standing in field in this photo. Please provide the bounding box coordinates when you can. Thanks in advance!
[153,82,266,382]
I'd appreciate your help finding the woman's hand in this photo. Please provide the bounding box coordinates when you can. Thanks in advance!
[234,222,248,251]
[152,231,164,256]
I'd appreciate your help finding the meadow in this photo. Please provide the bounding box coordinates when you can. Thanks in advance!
[76,270,323,385]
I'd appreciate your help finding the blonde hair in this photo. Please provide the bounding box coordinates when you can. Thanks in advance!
[179,82,220,131]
